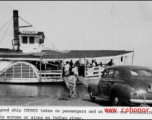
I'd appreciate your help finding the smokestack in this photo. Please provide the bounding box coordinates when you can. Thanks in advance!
[13,10,19,51]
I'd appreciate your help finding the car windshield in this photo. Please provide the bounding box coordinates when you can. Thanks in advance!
[130,69,152,77]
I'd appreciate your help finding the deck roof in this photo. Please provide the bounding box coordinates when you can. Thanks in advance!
[0,49,132,60]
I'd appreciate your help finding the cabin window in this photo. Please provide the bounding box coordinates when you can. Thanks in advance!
[130,69,152,77]
[22,36,28,44]
[108,69,114,78]
[114,70,120,78]
[29,37,34,44]
[102,70,108,78]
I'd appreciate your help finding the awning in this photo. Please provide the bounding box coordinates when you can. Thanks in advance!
[0,50,132,60]
[42,50,133,58]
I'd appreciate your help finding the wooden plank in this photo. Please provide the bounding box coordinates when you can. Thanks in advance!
[63,77,70,90]
[75,75,89,90]
[41,76,62,79]
[39,73,62,75]
[86,74,101,77]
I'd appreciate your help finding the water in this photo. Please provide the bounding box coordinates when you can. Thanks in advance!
[0,83,89,98]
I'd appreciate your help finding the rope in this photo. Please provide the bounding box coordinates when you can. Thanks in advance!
[0,18,13,44]
[32,26,59,51]
[20,16,58,51]
[0,17,12,32]
[45,37,59,51]
[19,16,32,26]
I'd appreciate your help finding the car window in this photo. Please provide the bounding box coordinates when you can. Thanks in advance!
[108,69,114,78]
[114,70,120,78]
[102,70,108,78]
[130,69,152,77]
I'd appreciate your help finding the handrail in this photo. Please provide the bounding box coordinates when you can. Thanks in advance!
[40,73,62,75]
[41,70,62,73]
[41,76,62,79]
[85,66,104,79]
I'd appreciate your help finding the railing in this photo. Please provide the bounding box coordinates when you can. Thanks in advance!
[85,66,105,80]
[39,70,62,80]
[85,65,152,80]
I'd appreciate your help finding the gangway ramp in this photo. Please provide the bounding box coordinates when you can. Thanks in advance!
[63,75,89,90]
[63,76,89,98]
[75,75,89,90]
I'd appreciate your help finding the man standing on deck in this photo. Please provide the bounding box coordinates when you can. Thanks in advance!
[69,60,73,75]
[64,61,70,76]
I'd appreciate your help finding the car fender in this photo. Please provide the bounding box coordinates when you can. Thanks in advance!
[110,83,132,103]
[88,82,100,96]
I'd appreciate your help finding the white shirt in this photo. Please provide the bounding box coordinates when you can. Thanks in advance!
[64,64,70,71]
[92,62,96,67]
[72,66,78,75]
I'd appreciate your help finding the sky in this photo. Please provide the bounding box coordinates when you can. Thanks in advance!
[0,1,152,65]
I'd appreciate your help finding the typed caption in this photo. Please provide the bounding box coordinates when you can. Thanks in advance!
[0,107,151,119]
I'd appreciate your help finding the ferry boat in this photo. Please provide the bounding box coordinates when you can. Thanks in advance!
[0,10,132,83]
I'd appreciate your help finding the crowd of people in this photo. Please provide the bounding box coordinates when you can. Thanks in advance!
[63,59,114,77]
[63,60,85,77]
[31,61,62,71]
[85,59,114,68]
[31,58,114,75]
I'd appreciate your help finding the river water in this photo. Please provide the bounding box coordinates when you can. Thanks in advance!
[0,83,89,98]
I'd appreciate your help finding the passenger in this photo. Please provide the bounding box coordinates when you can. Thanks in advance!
[62,64,65,76]
[79,64,85,77]
[69,60,73,75]
[100,62,103,67]
[92,60,96,67]
[75,60,80,67]
[58,61,62,70]
[72,65,78,76]
[95,61,98,67]
[106,59,113,66]
[86,63,91,68]
[86,60,90,68]
[36,62,41,70]
[41,63,45,70]
[70,60,73,67]
[75,61,80,75]
[64,61,70,76]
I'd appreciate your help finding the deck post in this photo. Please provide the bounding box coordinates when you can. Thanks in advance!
[40,54,42,80]
[62,59,64,77]
[84,57,86,78]
[131,48,135,65]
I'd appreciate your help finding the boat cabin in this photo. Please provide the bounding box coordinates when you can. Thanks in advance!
[18,31,45,53]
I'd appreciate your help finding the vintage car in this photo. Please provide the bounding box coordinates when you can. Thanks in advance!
[88,65,152,106]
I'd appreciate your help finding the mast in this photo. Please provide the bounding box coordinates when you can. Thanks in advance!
[13,10,20,51]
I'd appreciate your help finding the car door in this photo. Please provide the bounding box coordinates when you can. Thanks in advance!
[98,69,110,99]
[102,69,122,98]
[99,69,115,99]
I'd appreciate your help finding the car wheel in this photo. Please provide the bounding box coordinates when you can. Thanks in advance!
[89,90,95,102]
[111,92,121,106]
